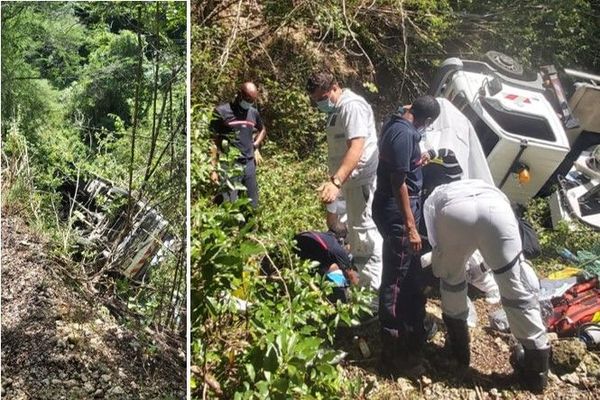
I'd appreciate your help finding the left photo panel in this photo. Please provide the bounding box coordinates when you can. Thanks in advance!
[1,2,187,399]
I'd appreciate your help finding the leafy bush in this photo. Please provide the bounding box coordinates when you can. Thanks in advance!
[68,30,141,134]
[526,197,599,254]
[525,197,600,276]
[448,0,600,72]
[191,198,373,399]
[261,78,325,157]
[191,107,373,399]
[256,151,326,238]
[1,2,86,133]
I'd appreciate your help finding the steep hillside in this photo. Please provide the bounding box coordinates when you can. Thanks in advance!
[1,212,186,399]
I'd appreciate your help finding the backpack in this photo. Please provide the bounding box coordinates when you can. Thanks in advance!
[518,217,542,259]
[547,277,600,336]
[511,202,541,260]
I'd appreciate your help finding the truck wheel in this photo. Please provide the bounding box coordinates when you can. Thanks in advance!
[484,51,525,79]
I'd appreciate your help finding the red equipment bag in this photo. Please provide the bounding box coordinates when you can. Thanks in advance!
[547,277,600,336]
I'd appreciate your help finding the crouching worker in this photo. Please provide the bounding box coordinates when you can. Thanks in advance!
[293,231,359,303]
[423,179,551,393]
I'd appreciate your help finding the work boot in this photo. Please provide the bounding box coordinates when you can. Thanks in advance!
[378,330,426,379]
[377,332,402,378]
[510,344,551,393]
[442,313,470,367]
[401,329,427,378]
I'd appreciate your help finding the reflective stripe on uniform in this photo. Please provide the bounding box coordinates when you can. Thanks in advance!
[492,252,522,275]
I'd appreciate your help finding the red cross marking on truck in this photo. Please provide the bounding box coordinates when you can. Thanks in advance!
[504,94,531,104]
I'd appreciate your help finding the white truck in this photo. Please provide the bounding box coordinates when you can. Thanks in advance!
[428,51,600,229]
[63,175,179,281]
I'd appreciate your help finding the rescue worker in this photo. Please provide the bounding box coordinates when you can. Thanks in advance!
[306,70,382,292]
[420,147,501,306]
[423,178,551,393]
[293,231,359,303]
[210,82,267,208]
[372,95,441,376]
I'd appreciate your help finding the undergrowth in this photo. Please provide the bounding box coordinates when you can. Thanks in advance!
[526,197,600,276]
[191,107,374,399]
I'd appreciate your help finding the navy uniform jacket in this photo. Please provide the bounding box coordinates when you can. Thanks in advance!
[210,102,263,161]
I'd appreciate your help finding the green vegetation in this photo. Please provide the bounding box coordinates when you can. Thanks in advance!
[2,1,186,336]
[192,0,600,398]
[526,197,600,276]
[192,107,374,399]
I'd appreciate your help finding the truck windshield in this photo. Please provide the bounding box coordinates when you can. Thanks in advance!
[482,99,557,142]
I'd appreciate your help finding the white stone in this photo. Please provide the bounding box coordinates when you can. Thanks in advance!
[110,386,125,395]
[84,382,94,393]
[562,372,580,386]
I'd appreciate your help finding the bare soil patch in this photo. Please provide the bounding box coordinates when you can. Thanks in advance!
[1,213,185,400]
[335,292,600,399]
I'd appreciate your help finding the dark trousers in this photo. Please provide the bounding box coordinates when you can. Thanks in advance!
[222,158,259,208]
[374,198,425,340]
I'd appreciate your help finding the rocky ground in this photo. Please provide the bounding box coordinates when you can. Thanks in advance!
[1,213,186,400]
[336,290,600,399]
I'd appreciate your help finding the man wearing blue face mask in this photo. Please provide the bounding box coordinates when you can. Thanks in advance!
[372,95,440,377]
[210,81,267,208]
[305,70,383,296]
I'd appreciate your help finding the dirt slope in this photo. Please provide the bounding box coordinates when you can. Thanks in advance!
[1,213,185,400]
[336,294,600,399]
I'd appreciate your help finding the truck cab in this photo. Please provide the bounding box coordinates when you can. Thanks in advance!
[429,52,572,205]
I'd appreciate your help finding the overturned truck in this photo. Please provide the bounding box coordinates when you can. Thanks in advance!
[61,175,179,281]
[429,51,600,229]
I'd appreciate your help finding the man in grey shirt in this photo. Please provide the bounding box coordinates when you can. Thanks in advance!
[306,70,383,293]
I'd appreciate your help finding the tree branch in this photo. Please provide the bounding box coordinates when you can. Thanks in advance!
[341,0,374,72]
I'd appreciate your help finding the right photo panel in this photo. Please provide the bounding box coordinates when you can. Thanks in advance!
[191,0,600,399]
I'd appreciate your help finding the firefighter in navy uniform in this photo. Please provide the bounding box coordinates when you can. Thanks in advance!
[372,95,441,377]
[210,82,267,208]
[293,231,359,304]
